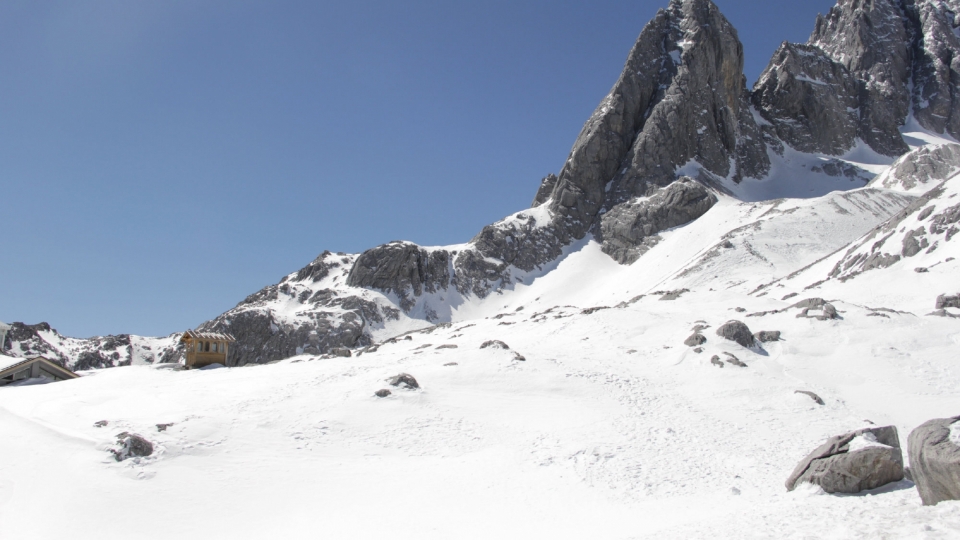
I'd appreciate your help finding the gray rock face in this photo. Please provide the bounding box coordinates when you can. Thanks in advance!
[542,0,769,244]
[600,178,718,264]
[347,242,451,311]
[684,333,707,347]
[111,432,154,462]
[531,173,558,207]
[908,416,960,505]
[910,0,960,142]
[809,0,912,157]
[871,143,960,192]
[753,43,860,155]
[786,425,904,493]
[715,320,755,348]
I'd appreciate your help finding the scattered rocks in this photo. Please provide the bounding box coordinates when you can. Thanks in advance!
[387,373,419,389]
[792,298,840,320]
[684,333,707,347]
[658,289,690,301]
[795,390,824,405]
[581,306,611,315]
[786,425,904,494]
[782,293,798,300]
[908,416,960,506]
[480,340,510,350]
[436,344,458,350]
[111,432,154,462]
[94,420,108,428]
[715,320,755,348]
[754,330,781,343]
[710,356,725,368]
[723,353,747,368]
[374,389,392,398]
[156,423,174,432]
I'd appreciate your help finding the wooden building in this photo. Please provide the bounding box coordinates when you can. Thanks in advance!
[0,355,79,387]
[180,330,236,368]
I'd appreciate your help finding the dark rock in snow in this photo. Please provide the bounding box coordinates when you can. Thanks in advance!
[754,330,781,342]
[795,390,825,406]
[908,416,960,506]
[111,432,154,462]
[936,294,960,309]
[94,420,108,428]
[786,425,904,493]
[156,423,174,432]
[684,333,707,347]
[715,320,755,348]
[374,389,392,398]
[693,347,704,354]
[600,178,718,264]
[387,373,419,389]
[710,356,725,368]
[443,362,458,367]
[513,352,527,362]
[436,344,458,350]
[480,340,510,350]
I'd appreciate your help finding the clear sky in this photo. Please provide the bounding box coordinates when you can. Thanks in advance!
[1,0,838,338]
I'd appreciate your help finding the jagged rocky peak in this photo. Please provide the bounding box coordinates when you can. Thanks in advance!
[752,42,860,155]
[809,0,913,156]
[543,0,768,241]
[910,0,960,140]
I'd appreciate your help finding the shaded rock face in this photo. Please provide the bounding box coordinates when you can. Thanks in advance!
[809,0,913,157]
[600,178,718,264]
[347,242,450,311]
[786,425,904,493]
[910,0,960,142]
[871,143,960,192]
[545,0,768,243]
[715,320,755,348]
[531,173,558,207]
[752,43,860,155]
[908,416,960,505]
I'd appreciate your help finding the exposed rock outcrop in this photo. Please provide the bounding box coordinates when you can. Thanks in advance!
[870,144,960,193]
[786,425,904,493]
[715,320,755,348]
[111,432,154,462]
[600,178,718,264]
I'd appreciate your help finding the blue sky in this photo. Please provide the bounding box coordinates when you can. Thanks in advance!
[1,0,837,338]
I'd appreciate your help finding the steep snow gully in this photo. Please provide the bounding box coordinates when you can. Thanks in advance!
[4,0,960,538]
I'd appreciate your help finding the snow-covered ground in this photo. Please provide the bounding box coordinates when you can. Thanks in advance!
[3,171,960,538]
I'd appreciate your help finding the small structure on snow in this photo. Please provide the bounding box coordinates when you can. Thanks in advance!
[180,330,236,369]
[0,355,79,387]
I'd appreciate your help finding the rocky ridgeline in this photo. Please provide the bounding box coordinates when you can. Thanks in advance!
[9,0,960,368]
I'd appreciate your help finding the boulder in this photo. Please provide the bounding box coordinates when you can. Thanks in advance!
[710,356,725,368]
[908,416,960,506]
[111,432,154,462]
[754,330,781,342]
[723,353,747,368]
[374,389,392,398]
[785,425,904,493]
[480,340,510,350]
[387,373,419,389]
[684,333,707,347]
[795,390,824,406]
[936,294,960,310]
[715,320,755,348]
[329,347,352,358]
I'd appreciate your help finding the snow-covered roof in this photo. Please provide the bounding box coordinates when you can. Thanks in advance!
[180,330,236,343]
[0,321,11,331]
[0,354,27,372]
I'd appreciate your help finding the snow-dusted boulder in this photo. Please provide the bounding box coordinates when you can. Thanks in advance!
[387,373,419,389]
[754,330,781,342]
[715,320,755,348]
[908,416,960,506]
[684,333,707,347]
[786,425,904,493]
[111,432,154,462]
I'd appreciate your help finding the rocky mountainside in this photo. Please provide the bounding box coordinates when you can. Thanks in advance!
[5,0,960,369]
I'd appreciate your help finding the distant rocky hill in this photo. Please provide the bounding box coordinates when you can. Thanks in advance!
[6,0,960,369]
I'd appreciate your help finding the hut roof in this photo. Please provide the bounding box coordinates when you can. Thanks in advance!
[0,355,79,380]
[180,330,236,343]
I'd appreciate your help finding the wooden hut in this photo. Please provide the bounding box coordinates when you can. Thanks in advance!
[0,355,79,387]
[180,330,236,368]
